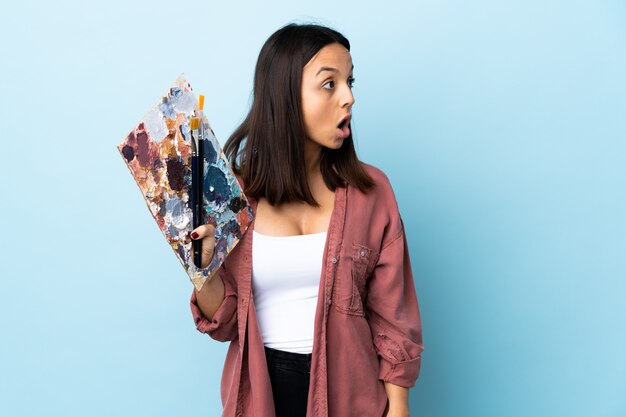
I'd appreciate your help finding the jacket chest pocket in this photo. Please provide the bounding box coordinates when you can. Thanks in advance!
[332,243,380,316]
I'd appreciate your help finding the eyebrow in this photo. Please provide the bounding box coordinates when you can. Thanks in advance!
[315,65,354,76]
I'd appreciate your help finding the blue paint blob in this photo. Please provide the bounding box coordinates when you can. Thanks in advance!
[159,87,182,119]
[202,138,218,164]
[204,165,230,205]
[222,218,242,239]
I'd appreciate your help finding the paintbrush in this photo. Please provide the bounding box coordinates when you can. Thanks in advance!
[189,95,205,268]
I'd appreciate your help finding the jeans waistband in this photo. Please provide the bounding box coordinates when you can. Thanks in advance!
[264,346,312,370]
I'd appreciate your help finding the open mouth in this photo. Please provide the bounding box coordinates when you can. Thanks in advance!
[337,114,351,129]
[337,115,351,139]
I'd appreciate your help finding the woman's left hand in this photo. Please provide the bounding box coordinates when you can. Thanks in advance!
[384,404,410,417]
[383,382,410,417]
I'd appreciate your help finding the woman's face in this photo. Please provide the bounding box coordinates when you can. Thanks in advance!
[301,43,355,151]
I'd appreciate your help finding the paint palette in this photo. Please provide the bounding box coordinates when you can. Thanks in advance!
[118,74,254,291]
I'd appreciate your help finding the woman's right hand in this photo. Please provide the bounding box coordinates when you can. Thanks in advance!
[190,224,216,269]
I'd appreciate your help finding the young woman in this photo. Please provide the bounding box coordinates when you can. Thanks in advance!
[189,23,423,417]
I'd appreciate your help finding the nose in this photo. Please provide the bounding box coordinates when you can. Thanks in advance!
[341,84,355,109]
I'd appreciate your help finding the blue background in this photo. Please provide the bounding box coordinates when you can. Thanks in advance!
[1,0,625,416]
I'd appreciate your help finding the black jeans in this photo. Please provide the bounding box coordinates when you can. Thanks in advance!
[264,346,312,417]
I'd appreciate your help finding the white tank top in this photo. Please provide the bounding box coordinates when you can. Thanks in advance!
[251,230,326,354]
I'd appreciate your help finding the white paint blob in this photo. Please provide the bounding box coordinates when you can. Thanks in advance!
[143,107,167,143]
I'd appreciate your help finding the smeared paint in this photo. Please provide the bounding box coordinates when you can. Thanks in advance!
[159,95,177,119]
[135,129,152,168]
[121,145,135,162]
[163,193,191,238]
[158,197,167,218]
[202,138,217,163]
[223,218,242,239]
[143,106,168,143]
[166,157,185,191]
[172,89,196,114]
[159,87,196,119]
[151,158,163,184]
[228,196,246,213]
[177,243,186,261]
[204,165,229,204]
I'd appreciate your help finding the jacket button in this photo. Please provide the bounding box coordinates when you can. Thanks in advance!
[331,257,337,264]
[360,250,366,257]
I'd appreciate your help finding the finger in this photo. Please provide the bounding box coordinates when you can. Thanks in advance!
[200,243,215,268]
[190,224,216,240]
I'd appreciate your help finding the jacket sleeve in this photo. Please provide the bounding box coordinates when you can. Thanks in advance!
[365,218,424,388]
[189,265,239,342]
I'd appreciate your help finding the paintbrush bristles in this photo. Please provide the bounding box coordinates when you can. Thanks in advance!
[190,117,200,130]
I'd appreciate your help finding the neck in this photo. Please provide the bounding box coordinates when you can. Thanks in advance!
[304,139,323,179]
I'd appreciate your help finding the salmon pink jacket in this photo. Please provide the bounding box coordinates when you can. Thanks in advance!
[190,164,423,417]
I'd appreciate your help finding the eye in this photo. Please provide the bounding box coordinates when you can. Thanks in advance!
[322,80,335,90]
[348,77,355,89]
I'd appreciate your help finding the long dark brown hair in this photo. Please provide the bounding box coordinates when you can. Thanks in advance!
[224,23,375,207]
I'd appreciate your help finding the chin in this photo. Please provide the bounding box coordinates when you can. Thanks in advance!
[327,137,345,149]
[326,143,343,151]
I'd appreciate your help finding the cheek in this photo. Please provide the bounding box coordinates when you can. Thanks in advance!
[302,95,327,134]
